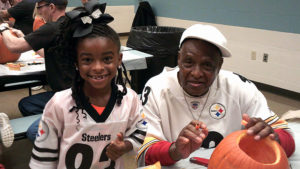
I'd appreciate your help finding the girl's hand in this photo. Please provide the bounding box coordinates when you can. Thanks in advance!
[242,114,279,142]
[106,132,133,161]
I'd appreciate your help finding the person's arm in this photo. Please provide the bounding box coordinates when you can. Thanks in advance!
[242,96,295,157]
[274,128,295,157]
[243,114,295,157]
[240,83,295,157]
[1,26,32,53]
[232,72,296,157]
[36,48,44,57]
[29,94,61,169]
[145,140,176,166]
[137,82,174,167]
[123,92,148,152]
[144,121,208,166]
[267,118,295,157]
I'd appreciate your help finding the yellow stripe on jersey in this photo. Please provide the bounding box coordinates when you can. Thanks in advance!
[136,136,160,162]
[270,119,289,129]
[264,114,279,124]
[264,115,289,129]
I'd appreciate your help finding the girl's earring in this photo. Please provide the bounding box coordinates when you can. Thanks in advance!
[75,66,78,71]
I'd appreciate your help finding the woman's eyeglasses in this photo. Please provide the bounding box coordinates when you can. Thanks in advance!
[37,3,50,9]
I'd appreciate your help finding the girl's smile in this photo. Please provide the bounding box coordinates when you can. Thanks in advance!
[88,74,109,83]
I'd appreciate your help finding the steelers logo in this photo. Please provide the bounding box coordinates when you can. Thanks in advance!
[35,120,49,142]
[209,103,226,119]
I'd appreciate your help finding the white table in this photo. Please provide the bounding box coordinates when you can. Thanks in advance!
[288,121,300,169]
[0,51,47,93]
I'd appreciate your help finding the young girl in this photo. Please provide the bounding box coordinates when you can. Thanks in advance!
[29,1,147,168]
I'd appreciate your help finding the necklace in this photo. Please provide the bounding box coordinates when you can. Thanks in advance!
[182,88,211,129]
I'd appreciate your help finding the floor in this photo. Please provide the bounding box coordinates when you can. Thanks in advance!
[1,36,300,168]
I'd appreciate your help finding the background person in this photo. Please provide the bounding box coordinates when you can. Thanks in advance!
[0,0,72,142]
[32,2,45,31]
[0,0,35,35]
[137,24,295,166]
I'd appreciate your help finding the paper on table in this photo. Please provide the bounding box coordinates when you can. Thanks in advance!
[122,50,152,71]
[122,50,152,61]
[0,51,45,76]
[121,46,132,52]
[18,50,44,62]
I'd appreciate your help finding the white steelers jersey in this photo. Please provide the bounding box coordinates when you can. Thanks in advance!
[141,67,289,148]
[29,85,147,169]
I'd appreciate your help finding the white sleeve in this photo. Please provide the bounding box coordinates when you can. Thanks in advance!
[240,81,287,128]
[29,94,62,169]
[243,85,292,136]
[141,83,167,141]
[124,91,147,153]
[243,87,274,119]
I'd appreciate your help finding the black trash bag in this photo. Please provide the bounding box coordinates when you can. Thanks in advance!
[126,26,185,94]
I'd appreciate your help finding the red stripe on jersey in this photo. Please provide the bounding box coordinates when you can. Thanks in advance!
[145,141,176,166]
[275,128,295,157]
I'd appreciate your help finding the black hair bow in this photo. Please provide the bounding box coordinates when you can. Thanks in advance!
[66,0,114,38]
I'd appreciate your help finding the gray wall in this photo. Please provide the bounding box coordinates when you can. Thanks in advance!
[68,0,300,34]
[68,0,134,7]
[146,0,300,34]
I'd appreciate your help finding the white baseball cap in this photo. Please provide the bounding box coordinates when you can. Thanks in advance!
[179,24,231,57]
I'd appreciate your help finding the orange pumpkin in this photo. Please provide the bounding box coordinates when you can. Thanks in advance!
[208,130,289,169]
[0,34,21,64]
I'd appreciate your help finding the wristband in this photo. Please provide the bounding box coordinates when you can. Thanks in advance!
[0,25,9,34]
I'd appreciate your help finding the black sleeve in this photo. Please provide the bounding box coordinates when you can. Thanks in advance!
[7,1,34,20]
[24,23,58,51]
